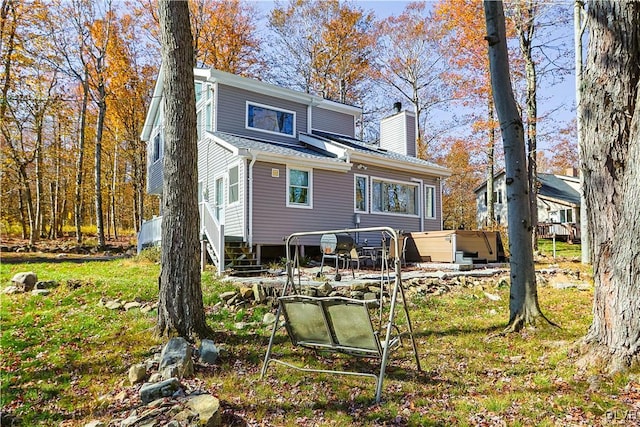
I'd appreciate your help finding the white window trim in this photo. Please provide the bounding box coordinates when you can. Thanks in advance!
[246,101,296,138]
[354,174,369,213]
[425,184,437,219]
[151,128,162,164]
[286,166,313,209]
[227,163,240,207]
[213,173,226,224]
[370,175,420,217]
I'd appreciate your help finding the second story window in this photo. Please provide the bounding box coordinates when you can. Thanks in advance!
[196,83,214,140]
[152,133,161,163]
[246,102,295,137]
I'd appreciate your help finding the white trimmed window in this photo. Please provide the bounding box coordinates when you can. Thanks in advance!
[371,177,418,216]
[247,102,295,137]
[228,165,239,204]
[287,167,312,208]
[196,83,214,141]
[354,174,368,212]
[425,185,436,219]
[152,132,161,163]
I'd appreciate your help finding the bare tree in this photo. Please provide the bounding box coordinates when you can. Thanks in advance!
[484,0,552,331]
[156,0,211,339]
[579,0,639,373]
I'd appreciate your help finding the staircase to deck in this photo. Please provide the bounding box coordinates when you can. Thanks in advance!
[224,241,266,277]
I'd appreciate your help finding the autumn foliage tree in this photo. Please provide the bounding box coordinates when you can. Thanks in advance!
[435,0,502,228]
[134,0,263,77]
[268,0,375,105]
[375,2,453,156]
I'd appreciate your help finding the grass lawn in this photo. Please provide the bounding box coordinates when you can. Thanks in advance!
[537,238,583,260]
[1,253,637,426]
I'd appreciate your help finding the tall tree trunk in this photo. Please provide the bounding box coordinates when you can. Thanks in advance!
[514,0,539,252]
[157,0,211,339]
[111,141,118,240]
[75,77,89,244]
[50,119,61,239]
[484,0,548,331]
[34,111,45,240]
[94,83,106,248]
[579,0,640,373]
[574,0,589,264]
[17,164,36,245]
[18,187,26,239]
[486,97,495,227]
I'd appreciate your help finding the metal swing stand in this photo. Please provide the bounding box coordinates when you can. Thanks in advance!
[260,226,422,403]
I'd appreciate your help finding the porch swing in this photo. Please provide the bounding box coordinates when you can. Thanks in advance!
[260,226,422,403]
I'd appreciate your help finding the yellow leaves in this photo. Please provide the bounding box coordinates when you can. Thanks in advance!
[190,0,261,76]
[269,0,375,104]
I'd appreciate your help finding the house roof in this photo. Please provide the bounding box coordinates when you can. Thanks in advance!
[474,171,581,207]
[208,131,353,172]
[208,131,451,177]
[311,130,451,177]
[537,173,581,206]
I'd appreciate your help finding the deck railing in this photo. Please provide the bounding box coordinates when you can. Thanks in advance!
[136,202,225,276]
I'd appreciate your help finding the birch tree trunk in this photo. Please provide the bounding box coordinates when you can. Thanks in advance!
[574,0,589,264]
[94,82,106,248]
[513,0,539,251]
[75,76,89,244]
[157,0,211,339]
[486,98,495,227]
[579,0,640,372]
[484,0,547,331]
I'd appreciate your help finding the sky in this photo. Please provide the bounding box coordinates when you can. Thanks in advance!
[248,0,577,157]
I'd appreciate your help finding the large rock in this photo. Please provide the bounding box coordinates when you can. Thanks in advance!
[159,337,193,379]
[186,394,221,427]
[198,340,219,364]
[129,363,147,385]
[139,378,182,404]
[11,272,37,292]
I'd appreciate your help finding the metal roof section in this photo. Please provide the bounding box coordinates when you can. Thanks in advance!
[311,130,451,177]
[207,131,352,172]
[537,173,581,206]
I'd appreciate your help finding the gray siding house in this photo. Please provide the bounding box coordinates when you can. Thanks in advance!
[474,170,582,241]
[140,68,450,270]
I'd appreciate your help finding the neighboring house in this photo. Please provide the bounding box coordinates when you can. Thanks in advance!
[474,169,581,242]
[140,68,451,272]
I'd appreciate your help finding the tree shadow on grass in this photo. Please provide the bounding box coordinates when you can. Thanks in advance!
[415,323,505,339]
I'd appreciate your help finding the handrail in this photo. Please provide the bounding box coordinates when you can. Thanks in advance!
[137,216,163,253]
[200,201,224,276]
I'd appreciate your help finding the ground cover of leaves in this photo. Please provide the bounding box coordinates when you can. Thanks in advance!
[1,253,638,426]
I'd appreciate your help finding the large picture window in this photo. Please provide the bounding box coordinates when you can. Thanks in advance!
[354,175,368,212]
[371,178,418,216]
[247,102,295,137]
[228,166,239,204]
[287,167,312,208]
[425,185,436,219]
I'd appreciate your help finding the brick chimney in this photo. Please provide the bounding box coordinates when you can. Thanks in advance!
[379,103,416,157]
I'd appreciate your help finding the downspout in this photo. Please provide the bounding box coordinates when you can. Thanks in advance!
[439,178,444,230]
[411,178,424,232]
[248,150,257,249]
